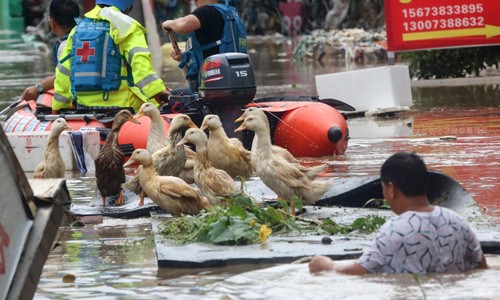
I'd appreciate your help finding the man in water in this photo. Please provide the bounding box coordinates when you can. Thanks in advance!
[309,152,487,275]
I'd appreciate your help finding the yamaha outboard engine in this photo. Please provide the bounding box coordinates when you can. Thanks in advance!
[198,53,256,137]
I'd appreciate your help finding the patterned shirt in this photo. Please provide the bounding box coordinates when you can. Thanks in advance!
[357,206,483,274]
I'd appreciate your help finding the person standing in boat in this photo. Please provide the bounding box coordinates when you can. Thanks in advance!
[161,0,247,94]
[52,0,170,114]
[309,152,488,275]
[21,0,80,101]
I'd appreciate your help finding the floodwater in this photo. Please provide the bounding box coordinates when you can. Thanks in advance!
[1,32,500,298]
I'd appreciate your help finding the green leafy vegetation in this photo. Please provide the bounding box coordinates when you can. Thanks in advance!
[400,46,500,79]
[157,193,387,245]
[320,215,386,235]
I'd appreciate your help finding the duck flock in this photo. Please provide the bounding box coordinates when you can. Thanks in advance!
[35,104,332,217]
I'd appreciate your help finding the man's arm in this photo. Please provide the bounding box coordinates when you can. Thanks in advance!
[153,90,170,105]
[309,255,370,275]
[162,15,200,34]
[21,75,55,100]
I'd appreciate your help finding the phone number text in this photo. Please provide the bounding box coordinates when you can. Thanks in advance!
[402,4,484,18]
[403,17,484,32]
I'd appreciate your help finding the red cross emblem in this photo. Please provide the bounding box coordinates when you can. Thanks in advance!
[0,223,9,275]
[76,41,95,63]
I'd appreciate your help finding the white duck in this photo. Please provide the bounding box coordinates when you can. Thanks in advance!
[178,128,238,205]
[123,114,197,205]
[235,115,330,213]
[123,149,211,217]
[134,102,168,153]
[235,107,326,180]
[33,118,72,178]
[200,114,252,179]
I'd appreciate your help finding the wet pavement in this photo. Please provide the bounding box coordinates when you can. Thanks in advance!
[1,33,500,298]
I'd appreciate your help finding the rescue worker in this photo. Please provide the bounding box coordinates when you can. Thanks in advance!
[21,0,80,100]
[53,0,169,113]
[162,0,247,93]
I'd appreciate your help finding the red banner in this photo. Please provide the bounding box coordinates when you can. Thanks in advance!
[385,0,500,51]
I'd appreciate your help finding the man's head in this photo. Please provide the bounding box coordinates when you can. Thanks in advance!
[49,0,80,31]
[381,152,428,198]
[96,0,134,13]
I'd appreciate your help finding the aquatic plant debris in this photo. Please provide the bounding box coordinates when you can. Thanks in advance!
[157,193,387,245]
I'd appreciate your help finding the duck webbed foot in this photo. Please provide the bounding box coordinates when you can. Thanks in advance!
[237,176,247,191]
[290,201,296,217]
[138,191,145,206]
[114,191,124,206]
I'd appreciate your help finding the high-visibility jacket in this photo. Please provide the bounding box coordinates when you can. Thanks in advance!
[53,6,165,112]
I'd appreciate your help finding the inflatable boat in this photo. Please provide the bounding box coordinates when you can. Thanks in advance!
[2,53,351,158]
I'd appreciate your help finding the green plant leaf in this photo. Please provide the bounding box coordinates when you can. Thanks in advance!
[207,216,257,245]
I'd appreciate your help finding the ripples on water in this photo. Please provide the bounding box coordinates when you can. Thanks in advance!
[2,34,500,299]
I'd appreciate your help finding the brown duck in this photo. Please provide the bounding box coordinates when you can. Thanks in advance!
[95,110,140,206]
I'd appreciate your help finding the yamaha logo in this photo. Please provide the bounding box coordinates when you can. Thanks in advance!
[204,68,221,78]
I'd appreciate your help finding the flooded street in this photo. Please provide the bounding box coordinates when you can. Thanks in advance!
[1,33,500,298]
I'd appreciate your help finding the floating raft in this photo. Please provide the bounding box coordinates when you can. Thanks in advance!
[150,171,499,268]
[68,169,500,268]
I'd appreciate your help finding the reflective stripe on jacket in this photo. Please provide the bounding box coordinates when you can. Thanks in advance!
[54,6,165,112]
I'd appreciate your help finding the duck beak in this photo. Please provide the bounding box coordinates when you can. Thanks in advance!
[199,123,207,131]
[123,157,136,168]
[234,113,246,123]
[64,125,73,131]
[176,137,188,147]
[188,120,198,128]
[134,110,145,120]
[234,123,247,132]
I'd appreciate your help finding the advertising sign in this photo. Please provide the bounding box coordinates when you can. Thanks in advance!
[385,0,500,51]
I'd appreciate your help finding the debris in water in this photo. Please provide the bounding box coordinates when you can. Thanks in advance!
[62,274,76,283]
[321,236,333,244]
[439,136,457,142]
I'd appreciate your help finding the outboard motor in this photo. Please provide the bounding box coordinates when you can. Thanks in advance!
[198,53,256,137]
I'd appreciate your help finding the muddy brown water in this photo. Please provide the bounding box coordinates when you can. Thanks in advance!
[1,34,500,298]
